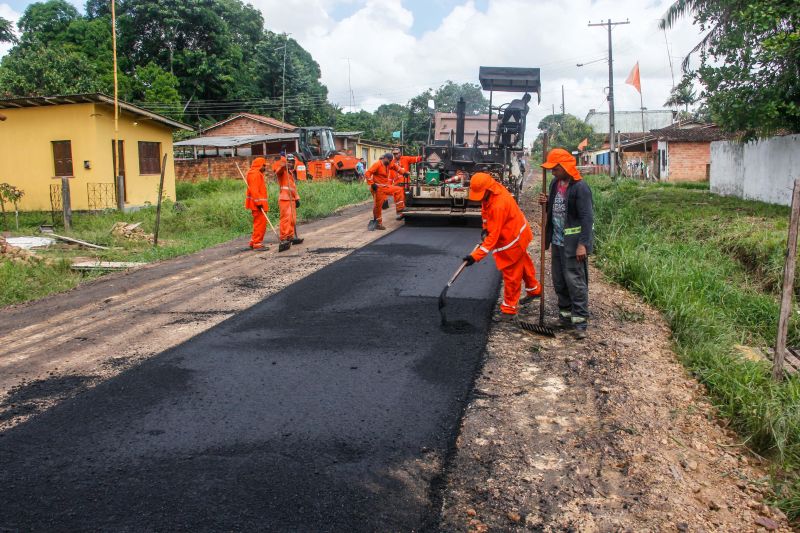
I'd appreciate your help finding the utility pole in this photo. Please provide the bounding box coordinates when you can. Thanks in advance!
[282,32,291,124]
[561,85,565,115]
[589,18,629,177]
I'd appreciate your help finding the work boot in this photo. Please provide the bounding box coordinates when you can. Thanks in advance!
[572,317,588,340]
[278,240,292,252]
[493,313,518,324]
[573,326,588,340]
[291,237,304,245]
[396,213,405,221]
[549,311,573,329]
[251,245,269,252]
[519,292,541,307]
[375,224,387,230]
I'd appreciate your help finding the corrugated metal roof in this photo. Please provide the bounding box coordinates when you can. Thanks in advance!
[652,123,733,142]
[0,93,194,131]
[174,133,298,147]
[585,109,675,134]
[333,131,363,137]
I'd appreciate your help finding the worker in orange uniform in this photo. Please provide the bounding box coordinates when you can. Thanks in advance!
[365,153,405,228]
[244,157,269,251]
[390,148,422,187]
[272,153,303,252]
[462,172,541,321]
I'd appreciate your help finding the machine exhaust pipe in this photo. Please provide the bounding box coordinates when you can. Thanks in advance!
[455,97,465,145]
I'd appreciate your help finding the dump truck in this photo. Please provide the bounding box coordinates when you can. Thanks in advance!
[403,66,541,219]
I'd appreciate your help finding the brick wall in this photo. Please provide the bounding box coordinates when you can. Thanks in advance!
[668,141,711,182]
[175,156,278,183]
[202,117,291,137]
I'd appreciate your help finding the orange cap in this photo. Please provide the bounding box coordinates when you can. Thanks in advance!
[467,172,495,201]
[541,148,582,180]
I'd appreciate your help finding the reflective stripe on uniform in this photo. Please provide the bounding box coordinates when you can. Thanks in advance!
[492,223,528,254]
[479,245,490,254]
[502,301,517,309]
[248,196,268,201]
[564,226,581,236]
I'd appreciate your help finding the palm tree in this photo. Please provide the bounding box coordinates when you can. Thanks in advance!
[664,83,698,112]
[659,0,731,71]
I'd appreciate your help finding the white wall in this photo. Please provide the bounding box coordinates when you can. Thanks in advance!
[711,134,800,206]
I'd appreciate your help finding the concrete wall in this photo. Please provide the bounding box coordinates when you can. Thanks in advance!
[0,103,177,211]
[711,134,800,206]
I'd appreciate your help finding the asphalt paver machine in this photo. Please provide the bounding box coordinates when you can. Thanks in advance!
[403,66,541,219]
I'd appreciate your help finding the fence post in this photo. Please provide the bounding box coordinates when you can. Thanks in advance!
[60,176,72,231]
[773,178,800,380]
[153,154,168,247]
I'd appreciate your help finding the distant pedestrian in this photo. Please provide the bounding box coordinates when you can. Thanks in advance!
[244,157,269,251]
[538,148,594,339]
[356,158,366,181]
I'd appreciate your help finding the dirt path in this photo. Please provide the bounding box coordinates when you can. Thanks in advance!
[440,199,791,532]
[0,203,402,431]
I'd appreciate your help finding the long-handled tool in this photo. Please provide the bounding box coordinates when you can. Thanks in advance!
[235,163,279,238]
[518,134,556,337]
[438,245,479,325]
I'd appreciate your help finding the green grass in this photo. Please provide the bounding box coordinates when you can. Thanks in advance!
[0,179,371,306]
[589,176,800,519]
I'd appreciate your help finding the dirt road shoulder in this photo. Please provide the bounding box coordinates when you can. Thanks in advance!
[440,202,791,532]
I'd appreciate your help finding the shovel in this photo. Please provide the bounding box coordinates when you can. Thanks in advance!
[438,245,479,325]
[367,219,377,231]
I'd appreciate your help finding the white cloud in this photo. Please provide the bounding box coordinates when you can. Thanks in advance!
[0,3,20,58]
[255,0,705,140]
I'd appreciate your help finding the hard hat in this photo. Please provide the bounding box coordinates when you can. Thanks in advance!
[286,153,296,161]
[382,152,393,160]
[467,172,494,201]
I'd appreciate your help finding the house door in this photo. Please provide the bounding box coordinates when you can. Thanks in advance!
[112,140,126,203]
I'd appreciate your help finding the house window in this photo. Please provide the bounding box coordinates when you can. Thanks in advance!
[138,141,162,175]
[52,140,74,177]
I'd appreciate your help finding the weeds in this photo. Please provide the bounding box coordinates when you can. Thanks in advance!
[591,177,800,518]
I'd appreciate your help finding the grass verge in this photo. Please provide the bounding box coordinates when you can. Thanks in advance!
[589,176,800,519]
[0,179,371,307]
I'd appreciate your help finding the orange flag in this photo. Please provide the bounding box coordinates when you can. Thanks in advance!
[626,62,641,94]
[577,138,588,150]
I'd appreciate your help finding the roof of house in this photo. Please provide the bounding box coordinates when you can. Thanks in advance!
[333,131,364,137]
[651,122,733,142]
[0,93,193,131]
[174,133,299,148]
[203,112,296,133]
[585,109,675,135]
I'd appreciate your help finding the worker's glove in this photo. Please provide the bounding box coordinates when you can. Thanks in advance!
[403,172,410,178]
[295,200,300,208]
[463,255,476,267]
[371,184,378,192]
[481,229,488,240]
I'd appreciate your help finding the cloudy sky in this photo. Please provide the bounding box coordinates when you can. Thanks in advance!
[1,0,704,137]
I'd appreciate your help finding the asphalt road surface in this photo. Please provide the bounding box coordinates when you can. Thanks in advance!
[0,225,500,532]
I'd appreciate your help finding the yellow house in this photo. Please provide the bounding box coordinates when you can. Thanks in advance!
[0,94,193,212]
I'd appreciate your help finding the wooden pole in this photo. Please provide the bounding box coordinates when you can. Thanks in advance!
[539,131,549,327]
[61,176,72,231]
[773,178,800,380]
[153,153,168,247]
[111,0,122,211]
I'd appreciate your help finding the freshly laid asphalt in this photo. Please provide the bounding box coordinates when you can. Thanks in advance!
[0,226,500,532]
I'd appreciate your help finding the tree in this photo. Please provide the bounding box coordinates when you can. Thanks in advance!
[0,183,24,230]
[433,81,489,114]
[0,43,106,96]
[664,77,698,112]
[532,114,602,159]
[660,0,800,139]
[17,0,79,45]
[131,63,182,120]
[0,17,17,44]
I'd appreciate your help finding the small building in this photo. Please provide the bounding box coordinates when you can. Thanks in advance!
[651,122,732,181]
[0,93,193,212]
[434,112,496,144]
[333,132,397,166]
[200,112,295,136]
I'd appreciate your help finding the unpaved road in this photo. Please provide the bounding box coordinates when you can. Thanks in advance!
[0,204,501,531]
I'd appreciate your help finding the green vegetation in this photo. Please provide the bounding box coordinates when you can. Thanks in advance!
[0,179,371,307]
[590,177,800,518]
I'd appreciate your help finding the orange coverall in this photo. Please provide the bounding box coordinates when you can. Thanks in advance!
[273,157,301,241]
[391,155,422,186]
[244,157,269,249]
[365,160,404,224]
[471,181,541,315]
